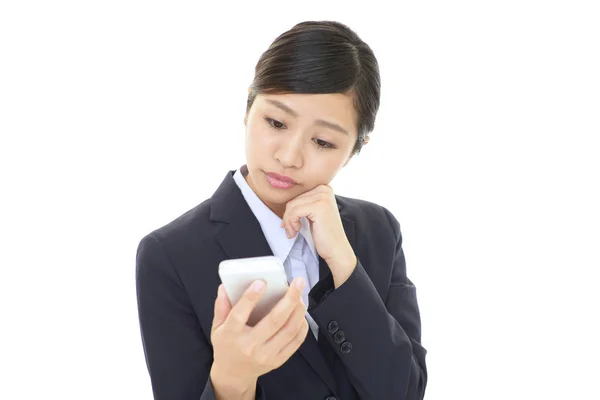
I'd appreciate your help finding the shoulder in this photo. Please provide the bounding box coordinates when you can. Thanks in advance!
[136,197,218,261]
[334,194,406,291]
[335,194,402,243]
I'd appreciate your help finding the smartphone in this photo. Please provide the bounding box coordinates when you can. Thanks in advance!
[218,255,290,326]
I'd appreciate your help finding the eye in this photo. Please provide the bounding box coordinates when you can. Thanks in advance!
[314,139,335,150]
[264,117,286,130]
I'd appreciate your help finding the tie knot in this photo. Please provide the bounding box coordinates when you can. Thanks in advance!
[290,234,305,257]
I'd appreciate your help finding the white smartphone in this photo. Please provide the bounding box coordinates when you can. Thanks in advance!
[218,255,290,326]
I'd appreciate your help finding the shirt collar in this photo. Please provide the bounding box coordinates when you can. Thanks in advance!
[233,164,318,264]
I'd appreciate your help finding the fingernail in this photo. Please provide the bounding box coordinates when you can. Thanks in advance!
[294,277,305,290]
[217,284,224,297]
[252,280,266,293]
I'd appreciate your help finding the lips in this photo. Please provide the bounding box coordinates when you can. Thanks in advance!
[265,172,297,184]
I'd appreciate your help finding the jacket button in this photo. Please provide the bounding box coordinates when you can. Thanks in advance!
[333,330,346,344]
[341,341,353,354]
[327,321,339,334]
[325,397,337,400]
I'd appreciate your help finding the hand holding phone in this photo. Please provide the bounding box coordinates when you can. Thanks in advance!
[210,258,309,391]
[218,255,293,326]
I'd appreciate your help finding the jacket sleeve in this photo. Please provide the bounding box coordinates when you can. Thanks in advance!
[136,234,267,400]
[308,208,428,400]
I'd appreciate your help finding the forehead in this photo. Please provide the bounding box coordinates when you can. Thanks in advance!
[255,92,357,134]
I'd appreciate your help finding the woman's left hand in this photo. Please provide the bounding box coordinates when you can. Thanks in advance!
[281,184,357,287]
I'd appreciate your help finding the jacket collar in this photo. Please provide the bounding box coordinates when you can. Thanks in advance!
[209,168,353,260]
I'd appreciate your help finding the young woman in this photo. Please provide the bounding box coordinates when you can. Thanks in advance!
[136,20,428,400]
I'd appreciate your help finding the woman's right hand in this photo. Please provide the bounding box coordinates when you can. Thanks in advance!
[209,277,309,394]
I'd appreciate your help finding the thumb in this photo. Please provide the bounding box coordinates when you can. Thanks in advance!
[211,284,231,331]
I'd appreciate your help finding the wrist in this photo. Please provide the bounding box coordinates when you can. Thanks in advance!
[328,252,357,288]
[210,366,257,400]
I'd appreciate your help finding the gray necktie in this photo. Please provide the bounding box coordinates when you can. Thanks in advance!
[288,234,311,309]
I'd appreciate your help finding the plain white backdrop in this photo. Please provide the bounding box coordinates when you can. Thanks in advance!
[1,1,599,399]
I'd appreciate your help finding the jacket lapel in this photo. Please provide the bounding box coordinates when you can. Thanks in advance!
[209,169,355,394]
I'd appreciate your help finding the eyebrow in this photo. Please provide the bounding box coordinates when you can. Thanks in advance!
[266,99,349,136]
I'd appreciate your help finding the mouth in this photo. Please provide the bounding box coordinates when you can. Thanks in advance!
[264,171,298,189]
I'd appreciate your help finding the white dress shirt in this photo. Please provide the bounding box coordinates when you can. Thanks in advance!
[233,165,320,339]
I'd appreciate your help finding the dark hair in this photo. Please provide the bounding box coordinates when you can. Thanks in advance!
[246,21,381,156]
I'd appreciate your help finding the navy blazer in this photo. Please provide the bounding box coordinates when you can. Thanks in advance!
[136,168,428,399]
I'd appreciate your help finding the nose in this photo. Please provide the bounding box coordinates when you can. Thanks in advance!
[274,134,303,169]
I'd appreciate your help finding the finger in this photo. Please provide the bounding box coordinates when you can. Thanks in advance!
[283,223,296,239]
[211,284,231,332]
[282,218,302,239]
[225,280,267,332]
[260,299,308,359]
[275,318,309,365]
[292,184,330,200]
[280,219,293,239]
[283,202,320,238]
[284,220,304,239]
[282,195,322,238]
[292,220,301,232]
[250,277,305,342]
[283,191,324,214]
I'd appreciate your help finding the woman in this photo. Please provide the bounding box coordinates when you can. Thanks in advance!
[136,20,428,400]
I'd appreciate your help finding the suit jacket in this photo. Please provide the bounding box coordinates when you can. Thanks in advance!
[136,168,428,400]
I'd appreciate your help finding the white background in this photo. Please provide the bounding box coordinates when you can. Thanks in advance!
[1,1,599,399]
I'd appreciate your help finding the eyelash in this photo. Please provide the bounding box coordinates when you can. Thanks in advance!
[263,117,336,150]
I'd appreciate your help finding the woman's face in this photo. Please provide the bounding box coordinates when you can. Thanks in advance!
[243,92,365,218]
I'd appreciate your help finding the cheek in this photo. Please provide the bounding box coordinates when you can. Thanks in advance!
[246,126,266,150]
[305,156,346,182]
[303,161,332,181]
[247,122,273,143]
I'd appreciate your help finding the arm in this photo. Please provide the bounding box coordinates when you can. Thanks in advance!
[135,234,266,400]
[308,208,428,399]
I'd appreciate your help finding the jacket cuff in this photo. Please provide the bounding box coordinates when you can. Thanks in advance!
[308,259,405,357]
[307,271,336,311]
[202,376,266,400]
